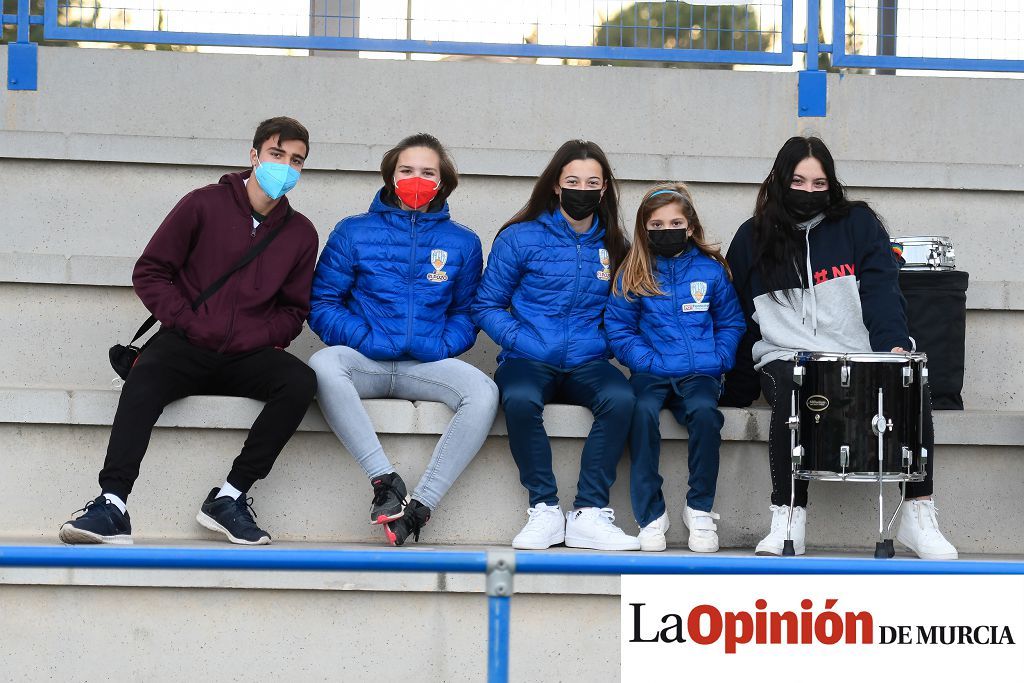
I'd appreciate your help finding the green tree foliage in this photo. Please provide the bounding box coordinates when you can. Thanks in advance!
[594,2,770,69]
[2,0,98,46]
[2,1,192,51]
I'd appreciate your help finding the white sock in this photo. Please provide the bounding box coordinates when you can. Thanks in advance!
[103,493,127,514]
[217,481,243,500]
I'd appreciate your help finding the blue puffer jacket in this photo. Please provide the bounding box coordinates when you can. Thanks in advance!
[309,189,483,362]
[605,248,746,378]
[473,208,615,368]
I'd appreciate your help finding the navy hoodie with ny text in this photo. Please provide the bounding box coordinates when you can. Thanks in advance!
[726,205,911,374]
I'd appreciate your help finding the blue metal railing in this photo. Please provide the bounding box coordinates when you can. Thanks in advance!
[38,0,793,65]
[1,544,1023,682]
[4,3,1024,116]
[831,0,1024,73]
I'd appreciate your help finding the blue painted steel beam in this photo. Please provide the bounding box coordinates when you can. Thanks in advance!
[805,0,820,70]
[7,0,38,90]
[1,13,43,25]
[514,552,1024,576]
[487,596,511,683]
[3,545,1021,576]
[0,545,489,573]
[42,28,796,65]
[830,0,1023,73]
[798,70,827,116]
[833,53,1024,73]
[41,0,792,66]
[16,0,30,43]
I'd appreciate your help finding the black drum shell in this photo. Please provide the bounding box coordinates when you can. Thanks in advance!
[793,355,926,478]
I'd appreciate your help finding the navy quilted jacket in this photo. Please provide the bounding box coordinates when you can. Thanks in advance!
[309,189,483,362]
[473,209,615,368]
[605,248,746,378]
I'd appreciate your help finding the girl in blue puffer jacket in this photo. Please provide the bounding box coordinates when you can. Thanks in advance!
[474,140,639,552]
[605,183,746,553]
[309,134,499,547]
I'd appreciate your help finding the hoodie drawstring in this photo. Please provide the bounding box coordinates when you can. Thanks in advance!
[796,213,825,336]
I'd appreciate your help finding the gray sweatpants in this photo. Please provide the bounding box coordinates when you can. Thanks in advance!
[309,345,499,510]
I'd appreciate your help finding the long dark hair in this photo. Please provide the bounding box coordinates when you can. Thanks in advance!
[496,139,628,272]
[380,133,459,204]
[752,136,883,301]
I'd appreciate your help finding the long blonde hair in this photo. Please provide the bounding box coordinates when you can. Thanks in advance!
[614,182,732,300]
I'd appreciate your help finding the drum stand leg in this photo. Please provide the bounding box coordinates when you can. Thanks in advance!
[784,389,799,557]
[873,388,896,559]
[784,465,797,556]
[879,487,906,559]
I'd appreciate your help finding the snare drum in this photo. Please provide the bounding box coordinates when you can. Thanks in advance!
[789,351,928,482]
[892,235,955,271]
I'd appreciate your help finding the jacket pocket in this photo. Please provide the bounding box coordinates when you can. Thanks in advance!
[358,327,401,360]
[410,334,448,363]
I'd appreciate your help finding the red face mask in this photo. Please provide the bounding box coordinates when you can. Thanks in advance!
[394,176,440,210]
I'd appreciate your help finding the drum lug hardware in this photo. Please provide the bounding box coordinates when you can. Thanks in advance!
[871,414,892,436]
[920,447,929,462]
[792,365,805,386]
[787,415,800,431]
[839,445,850,469]
[840,364,850,387]
[901,446,912,467]
[791,446,804,465]
[902,366,913,387]
[921,367,929,385]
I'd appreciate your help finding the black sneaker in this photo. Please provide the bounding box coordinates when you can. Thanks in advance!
[370,472,408,525]
[59,495,133,545]
[384,499,431,547]
[196,488,271,545]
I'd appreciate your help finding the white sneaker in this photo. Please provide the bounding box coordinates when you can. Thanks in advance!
[896,499,958,560]
[638,511,670,552]
[683,506,721,553]
[511,503,565,550]
[755,504,806,556]
[565,508,641,551]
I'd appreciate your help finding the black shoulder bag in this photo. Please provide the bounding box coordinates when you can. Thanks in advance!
[109,209,292,380]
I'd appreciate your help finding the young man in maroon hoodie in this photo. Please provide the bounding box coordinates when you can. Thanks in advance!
[59,117,320,546]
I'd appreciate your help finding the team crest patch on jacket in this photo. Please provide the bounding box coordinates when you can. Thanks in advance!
[596,248,611,281]
[683,280,710,312]
[427,249,449,282]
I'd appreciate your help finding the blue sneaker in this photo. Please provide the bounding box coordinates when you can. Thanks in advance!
[196,488,271,545]
[59,496,133,545]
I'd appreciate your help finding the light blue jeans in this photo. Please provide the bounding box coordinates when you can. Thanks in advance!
[309,345,499,510]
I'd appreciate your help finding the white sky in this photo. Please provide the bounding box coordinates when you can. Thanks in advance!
[63,1,1023,73]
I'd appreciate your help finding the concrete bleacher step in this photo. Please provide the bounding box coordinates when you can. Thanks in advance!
[0,538,615,681]
[1,537,1019,681]
[2,257,1024,411]
[1,388,1021,554]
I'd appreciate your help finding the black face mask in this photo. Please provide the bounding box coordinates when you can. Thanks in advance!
[648,229,690,258]
[784,188,830,221]
[559,188,602,221]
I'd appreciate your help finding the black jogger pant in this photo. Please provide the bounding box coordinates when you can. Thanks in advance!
[98,330,317,501]
[758,359,935,508]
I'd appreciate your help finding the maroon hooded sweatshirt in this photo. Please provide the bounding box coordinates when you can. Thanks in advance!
[132,170,319,354]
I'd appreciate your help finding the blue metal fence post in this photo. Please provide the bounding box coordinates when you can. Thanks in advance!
[486,550,515,683]
[798,0,827,116]
[7,0,38,90]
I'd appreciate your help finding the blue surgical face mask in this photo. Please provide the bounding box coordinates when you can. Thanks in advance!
[253,157,300,200]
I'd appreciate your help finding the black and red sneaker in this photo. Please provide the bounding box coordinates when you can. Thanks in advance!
[384,499,431,546]
[369,472,407,525]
